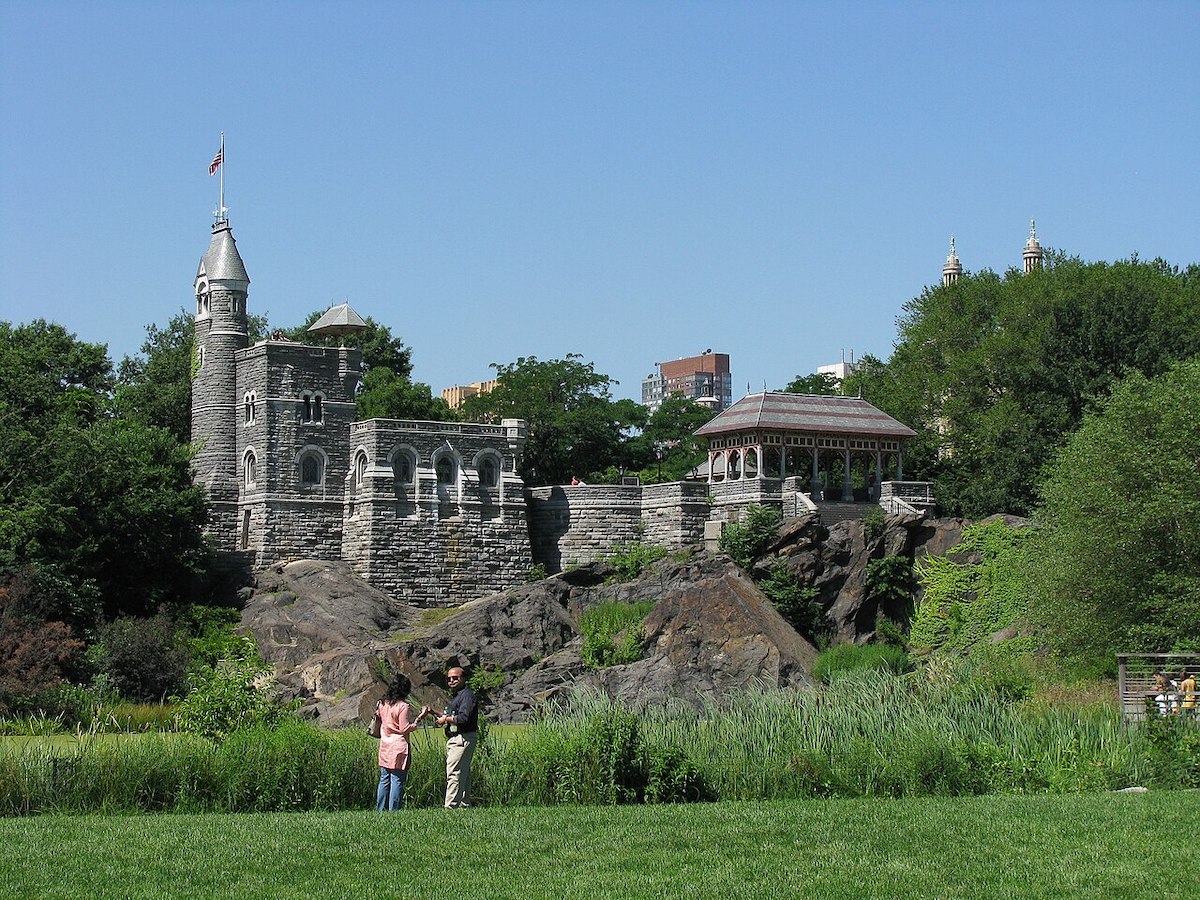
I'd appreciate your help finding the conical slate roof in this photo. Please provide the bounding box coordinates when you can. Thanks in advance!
[307,302,368,339]
[195,221,250,286]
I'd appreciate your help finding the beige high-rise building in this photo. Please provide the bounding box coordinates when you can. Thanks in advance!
[441,380,498,410]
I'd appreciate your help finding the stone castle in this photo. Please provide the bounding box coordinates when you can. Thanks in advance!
[191,217,920,606]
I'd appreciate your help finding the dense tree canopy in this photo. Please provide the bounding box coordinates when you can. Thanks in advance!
[0,321,208,627]
[847,256,1200,516]
[459,355,644,486]
[1029,359,1200,660]
[781,372,841,395]
[626,396,717,483]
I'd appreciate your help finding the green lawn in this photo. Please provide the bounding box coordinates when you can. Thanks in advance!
[1,793,1194,899]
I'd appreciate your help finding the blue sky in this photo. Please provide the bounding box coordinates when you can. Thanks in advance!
[2,1,1197,402]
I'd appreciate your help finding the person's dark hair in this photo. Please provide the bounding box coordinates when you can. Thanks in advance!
[384,673,412,704]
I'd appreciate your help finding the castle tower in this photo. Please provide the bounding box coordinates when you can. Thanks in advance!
[942,236,962,286]
[191,218,250,544]
[1023,218,1043,273]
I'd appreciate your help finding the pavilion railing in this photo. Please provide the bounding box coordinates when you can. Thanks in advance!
[879,481,935,514]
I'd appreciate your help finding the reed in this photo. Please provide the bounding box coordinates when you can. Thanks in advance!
[3,670,1196,815]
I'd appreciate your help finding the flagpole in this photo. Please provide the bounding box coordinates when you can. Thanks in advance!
[219,132,225,222]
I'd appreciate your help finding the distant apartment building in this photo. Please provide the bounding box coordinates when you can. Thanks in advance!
[441,379,498,410]
[817,351,858,385]
[641,351,732,414]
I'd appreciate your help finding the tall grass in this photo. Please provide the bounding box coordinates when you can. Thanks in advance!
[4,670,1197,815]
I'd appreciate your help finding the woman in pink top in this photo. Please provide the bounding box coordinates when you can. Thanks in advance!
[375,673,431,811]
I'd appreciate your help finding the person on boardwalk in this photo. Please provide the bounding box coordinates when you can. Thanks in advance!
[375,673,430,811]
[1152,672,1171,716]
[1180,669,1197,716]
[435,665,479,808]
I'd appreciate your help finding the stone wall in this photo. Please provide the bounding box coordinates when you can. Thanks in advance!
[526,480,711,572]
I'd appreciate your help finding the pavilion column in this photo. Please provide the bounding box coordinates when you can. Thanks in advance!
[897,449,904,480]
[873,450,883,500]
[810,448,820,497]
[842,446,853,501]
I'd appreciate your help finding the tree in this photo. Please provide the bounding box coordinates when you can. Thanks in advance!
[781,372,841,395]
[115,308,269,445]
[0,321,209,627]
[115,311,194,443]
[1029,359,1200,663]
[631,396,716,483]
[862,255,1200,516]
[460,355,639,485]
[281,310,413,378]
[355,366,454,421]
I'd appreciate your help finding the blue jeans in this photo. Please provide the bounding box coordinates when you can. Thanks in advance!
[376,766,408,811]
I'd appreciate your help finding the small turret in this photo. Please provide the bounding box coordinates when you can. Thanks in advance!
[942,236,962,286]
[1023,218,1043,273]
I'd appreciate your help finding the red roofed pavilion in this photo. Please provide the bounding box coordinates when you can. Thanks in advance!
[695,392,916,501]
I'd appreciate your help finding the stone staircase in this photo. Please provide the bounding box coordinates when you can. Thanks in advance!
[813,500,875,526]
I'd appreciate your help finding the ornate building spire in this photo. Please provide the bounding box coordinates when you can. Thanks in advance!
[1023,218,1043,273]
[942,236,963,286]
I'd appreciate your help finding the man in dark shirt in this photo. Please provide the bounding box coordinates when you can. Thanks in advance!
[435,665,478,808]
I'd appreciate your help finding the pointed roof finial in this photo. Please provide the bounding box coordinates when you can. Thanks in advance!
[1029,218,1037,241]
[948,235,958,261]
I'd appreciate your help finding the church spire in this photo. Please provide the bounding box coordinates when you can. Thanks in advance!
[1023,218,1043,273]
[942,236,962,286]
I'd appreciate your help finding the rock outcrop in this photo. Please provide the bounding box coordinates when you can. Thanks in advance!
[761,511,989,643]
[240,552,818,727]
[239,514,1022,727]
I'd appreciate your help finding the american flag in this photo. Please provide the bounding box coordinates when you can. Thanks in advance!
[209,148,223,176]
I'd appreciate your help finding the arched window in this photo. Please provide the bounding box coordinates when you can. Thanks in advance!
[354,451,368,491]
[196,345,205,370]
[244,392,256,425]
[297,448,325,486]
[392,449,416,486]
[475,451,501,488]
[436,456,454,484]
[244,450,256,487]
[299,392,324,424]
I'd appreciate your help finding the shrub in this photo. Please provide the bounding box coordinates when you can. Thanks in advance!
[525,562,549,582]
[180,604,243,671]
[469,666,505,696]
[93,613,189,703]
[813,643,913,683]
[718,504,781,568]
[604,543,668,583]
[580,601,656,668]
[758,564,827,645]
[0,616,85,715]
[865,556,915,620]
[173,643,295,741]
[863,507,886,542]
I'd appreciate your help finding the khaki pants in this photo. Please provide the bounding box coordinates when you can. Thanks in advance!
[444,732,477,808]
